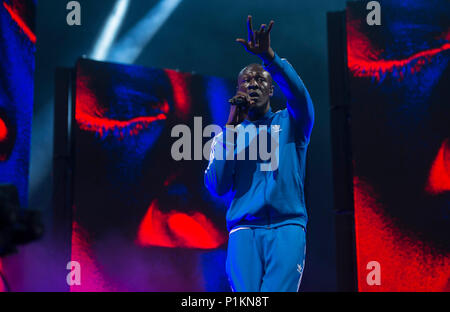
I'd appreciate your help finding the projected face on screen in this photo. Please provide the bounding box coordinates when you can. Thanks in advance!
[0,0,35,206]
[73,59,233,291]
[347,0,450,291]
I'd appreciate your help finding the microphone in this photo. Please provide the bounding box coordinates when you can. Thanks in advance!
[228,96,249,107]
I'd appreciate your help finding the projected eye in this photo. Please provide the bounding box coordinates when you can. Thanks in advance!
[75,68,192,139]
[347,20,450,81]
[135,199,226,249]
[75,78,170,139]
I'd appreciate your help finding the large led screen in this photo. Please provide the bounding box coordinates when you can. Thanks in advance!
[0,0,35,292]
[347,0,450,291]
[72,58,286,291]
[0,0,35,208]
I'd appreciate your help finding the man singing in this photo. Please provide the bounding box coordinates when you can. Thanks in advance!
[204,16,314,292]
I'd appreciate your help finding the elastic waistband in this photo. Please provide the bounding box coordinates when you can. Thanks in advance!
[229,227,251,235]
[228,223,306,236]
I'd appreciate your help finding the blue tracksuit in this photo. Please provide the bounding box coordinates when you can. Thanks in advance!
[204,53,314,292]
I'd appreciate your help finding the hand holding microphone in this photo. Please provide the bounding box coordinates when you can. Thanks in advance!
[228,94,249,107]
[226,91,253,126]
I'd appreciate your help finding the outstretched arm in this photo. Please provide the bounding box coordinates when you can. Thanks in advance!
[236,16,314,141]
[264,54,315,142]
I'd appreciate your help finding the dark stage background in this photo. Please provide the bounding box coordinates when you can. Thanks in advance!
[23,0,342,291]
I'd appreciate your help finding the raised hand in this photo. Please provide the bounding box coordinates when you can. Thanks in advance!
[236,15,275,62]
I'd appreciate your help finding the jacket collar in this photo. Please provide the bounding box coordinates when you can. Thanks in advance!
[242,107,274,125]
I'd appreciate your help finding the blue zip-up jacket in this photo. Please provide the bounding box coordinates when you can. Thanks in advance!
[204,53,314,232]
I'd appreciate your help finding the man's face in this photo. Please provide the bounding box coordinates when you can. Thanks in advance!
[237,65,274,113]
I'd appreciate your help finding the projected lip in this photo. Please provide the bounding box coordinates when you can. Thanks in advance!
[136,199,226,249]
[353,176,450,291]
[135,173,226,249]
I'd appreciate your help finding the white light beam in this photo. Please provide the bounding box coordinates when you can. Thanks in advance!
[108,0,183,63]
[90,0,130,61]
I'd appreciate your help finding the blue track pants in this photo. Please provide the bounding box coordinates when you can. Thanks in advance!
[226,224,306,292]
